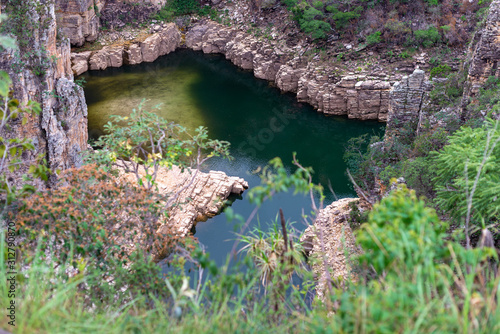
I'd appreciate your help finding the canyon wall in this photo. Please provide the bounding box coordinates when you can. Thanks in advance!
[462,0,500,120]
[186,21,391,121]
[0,1,88,186]
[55,0,167,46]
[70,20,392,121]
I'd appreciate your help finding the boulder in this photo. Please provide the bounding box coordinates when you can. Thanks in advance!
[71,51,91,76]
[124,43,143,65]
[141,33,162,62]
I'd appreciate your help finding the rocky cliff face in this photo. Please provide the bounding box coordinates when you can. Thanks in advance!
[70,22,180,74]
[55,1,169,47]
[385,68,431,138]
[462,0,500,120]
[55,0,105,47]
[0,1,88,186]
[186,21,391,121]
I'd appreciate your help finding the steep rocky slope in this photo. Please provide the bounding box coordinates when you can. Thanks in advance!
[0,0,88,187]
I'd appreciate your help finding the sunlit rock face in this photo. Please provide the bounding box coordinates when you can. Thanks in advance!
[76,23,181,72]
[0,1,88,188]
[55,0,105,47]
[301,198,361,302]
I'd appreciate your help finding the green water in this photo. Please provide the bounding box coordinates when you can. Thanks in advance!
[82,49,385,265]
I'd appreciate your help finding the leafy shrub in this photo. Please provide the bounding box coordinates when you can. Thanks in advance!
[312,0,324,9]
[468,76,500,119]
[13,164,195,304]
[429,71,465,107]
[327,5,363,29]
[331,185,499,333]
[366,31,381,45]
[432,119,500,226]
[301,19,331,40]
[92,101,230,190]
[414,27,441,48]
[154,0,216,21]
[430,64,452,79]
[357,185,448,273]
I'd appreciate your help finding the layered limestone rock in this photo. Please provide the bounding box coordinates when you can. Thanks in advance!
[385,68,432,138]
[462,0,500,119]
[185,21,391,121]
[55,0,105,47]
[300,198,360,302]
[70,19,393,121]
[119,165,248,237]
[74,23,181,73]
[0,1,88,186]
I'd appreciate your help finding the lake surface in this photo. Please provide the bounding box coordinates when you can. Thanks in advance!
[82,49,385,266]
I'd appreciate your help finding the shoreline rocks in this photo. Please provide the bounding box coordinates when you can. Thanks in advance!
[300,198,361,302]
[71,20,395,122]
[72,22,181,74]
[118,165,248,237]
[185,20,392,121]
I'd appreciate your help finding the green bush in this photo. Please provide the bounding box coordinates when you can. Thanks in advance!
[414,27,441,48]
[301,19,331,40]
[430,64,452,79]
[366,31,381,45]
[312,0,324,9]
[357,185,448,273]
[154,0,216,21]
[432,119,500,225]
[327,5,363,29]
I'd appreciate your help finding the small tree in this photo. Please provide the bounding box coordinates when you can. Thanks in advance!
[92,101,231,200]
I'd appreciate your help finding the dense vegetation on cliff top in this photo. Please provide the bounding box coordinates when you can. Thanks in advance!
[1,1,500,333]
[280,0,490,44]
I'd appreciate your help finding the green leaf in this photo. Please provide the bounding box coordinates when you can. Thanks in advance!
[0,71,12,97]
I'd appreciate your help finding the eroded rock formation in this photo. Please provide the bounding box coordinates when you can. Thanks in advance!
[118,165,248,236]
[385,68,430,137]
[186,21,391,121]
[55,0,105,47]
[72,23,181,73]
[0,1,88,187]
[462,0,500,119]
[300,198,360,302]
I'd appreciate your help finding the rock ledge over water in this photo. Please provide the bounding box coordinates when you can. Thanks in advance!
[118,165,248,237]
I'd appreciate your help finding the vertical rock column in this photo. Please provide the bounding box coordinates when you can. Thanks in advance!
[385,68,428,139]
[0,0,88,187]
[461,0,500,120]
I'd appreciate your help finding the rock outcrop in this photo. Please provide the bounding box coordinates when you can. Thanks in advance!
[75,23,181,73]
[0,1,88,187]
[301,198,360,302]
[385,68,432,138]
[55,0,105,47]
[462,0,500,120]
[119,165,248,237]
[185,21,391,121]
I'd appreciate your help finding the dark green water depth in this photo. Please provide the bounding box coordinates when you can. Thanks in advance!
[82,49,384,265]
